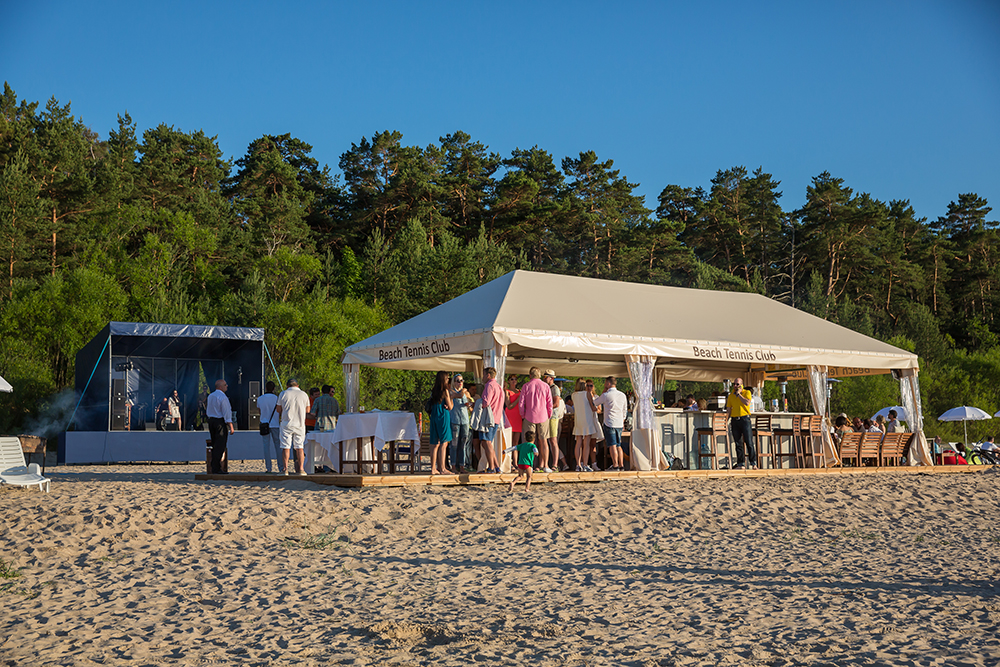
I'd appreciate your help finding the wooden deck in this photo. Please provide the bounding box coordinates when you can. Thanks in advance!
[194,464,994,488]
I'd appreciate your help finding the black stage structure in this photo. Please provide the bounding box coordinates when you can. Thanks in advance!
[63,322,266,464]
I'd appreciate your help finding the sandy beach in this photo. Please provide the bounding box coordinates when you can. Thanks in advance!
[2,463,999,666]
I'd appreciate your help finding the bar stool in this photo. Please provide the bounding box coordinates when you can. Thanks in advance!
[798,415,827,468]
[753,414,774,469]
[695,412,731,469]
[772,414,801,469]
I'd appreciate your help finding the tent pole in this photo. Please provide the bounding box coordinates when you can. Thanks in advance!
[67,335,111,431]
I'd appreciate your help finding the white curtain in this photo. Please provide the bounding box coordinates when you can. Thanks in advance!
[626,355,667,471]
[806,365,839,466]
[898,368,933,465]
[481,343,510,472]
[343,363,360,413]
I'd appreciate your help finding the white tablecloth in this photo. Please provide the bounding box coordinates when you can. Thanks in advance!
[304,432,340,473]
[332,412,419,451]
[307,412,419,474]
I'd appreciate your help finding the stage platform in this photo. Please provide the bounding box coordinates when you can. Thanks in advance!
[194,464,991,488]
[59,430,264,464]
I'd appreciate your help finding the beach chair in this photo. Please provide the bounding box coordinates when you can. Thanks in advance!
[0,436,51,493]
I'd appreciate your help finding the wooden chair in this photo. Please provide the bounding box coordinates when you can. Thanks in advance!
[384,439,418,473]
[772,414,802,469]
[695,412,731,470]
[339,437,381,475]
[900,433,915,463]
[753,414,774,469]
[858,431,883,466]
[838,432,861,466]
[798,415,827,468]
[879,432,909,466]
[879,432,902,466]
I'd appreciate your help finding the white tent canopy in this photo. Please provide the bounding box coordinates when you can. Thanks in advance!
[342,270,932,468]
[0,374,12,393]
[344,270,918,378]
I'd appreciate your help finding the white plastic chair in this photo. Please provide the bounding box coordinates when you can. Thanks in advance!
[0,436,50,493]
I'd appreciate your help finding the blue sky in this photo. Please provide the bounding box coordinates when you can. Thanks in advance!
[3,0,998,222]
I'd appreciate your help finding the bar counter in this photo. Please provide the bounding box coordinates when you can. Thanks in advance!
[654,408,813,469]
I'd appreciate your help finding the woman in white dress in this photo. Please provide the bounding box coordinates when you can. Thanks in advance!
[571,379,603,471]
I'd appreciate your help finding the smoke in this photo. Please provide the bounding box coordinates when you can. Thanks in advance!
[22,388,78,439]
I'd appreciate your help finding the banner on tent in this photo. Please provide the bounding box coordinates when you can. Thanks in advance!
[763,367,890,381]
[343,332,496,366]
[495,331,918,371]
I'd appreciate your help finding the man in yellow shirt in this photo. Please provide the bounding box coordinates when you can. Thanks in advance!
[726,378,756,469]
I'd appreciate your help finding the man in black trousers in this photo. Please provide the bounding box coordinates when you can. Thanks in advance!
[207,379,234,474]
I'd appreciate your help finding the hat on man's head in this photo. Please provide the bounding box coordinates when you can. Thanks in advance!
[544,369,556,378]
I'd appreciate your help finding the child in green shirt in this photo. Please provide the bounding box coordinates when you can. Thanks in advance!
[507,430,539,493]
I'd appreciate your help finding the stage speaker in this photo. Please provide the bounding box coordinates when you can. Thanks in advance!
[111,413,127,431]
[112,379,126,412]
[662,390,678,406]
[249,413,260,430]
[164,420,179,431]
[248,382,261,419]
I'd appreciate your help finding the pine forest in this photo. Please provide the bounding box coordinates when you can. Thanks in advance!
[2,84,998,442]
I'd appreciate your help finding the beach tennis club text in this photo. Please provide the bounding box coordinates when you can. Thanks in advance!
[693,346,776,362]
[379,340,451,361]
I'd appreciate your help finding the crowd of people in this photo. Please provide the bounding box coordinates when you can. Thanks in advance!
[831,409,908,443]
[255,381,341,475]
[425,366,633,481]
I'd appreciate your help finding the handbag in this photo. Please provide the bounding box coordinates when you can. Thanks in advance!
[259,402,278,435]
[469,398,495,432]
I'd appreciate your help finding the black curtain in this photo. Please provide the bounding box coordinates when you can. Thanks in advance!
[132,357,155,423]
[176,360,203,429]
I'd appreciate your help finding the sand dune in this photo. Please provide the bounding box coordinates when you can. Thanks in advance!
[2,463,999,665]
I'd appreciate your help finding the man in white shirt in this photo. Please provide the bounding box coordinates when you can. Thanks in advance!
[593,376,628,471]
[206,379,234,474]
[885,409,906,433]
[256,381,281,473]
[276,379,312,475]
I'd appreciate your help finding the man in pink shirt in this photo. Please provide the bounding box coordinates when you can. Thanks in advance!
[477,367,504,473]
[518,367,553,469]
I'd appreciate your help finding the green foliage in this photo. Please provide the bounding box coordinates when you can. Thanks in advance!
[0,559,20,579]
[3,82,1000,439]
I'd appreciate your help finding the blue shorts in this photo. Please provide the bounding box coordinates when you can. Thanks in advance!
[603,425,623,448]
[475,424,498,443]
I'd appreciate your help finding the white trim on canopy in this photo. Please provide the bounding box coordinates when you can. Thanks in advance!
[342,270,926,469]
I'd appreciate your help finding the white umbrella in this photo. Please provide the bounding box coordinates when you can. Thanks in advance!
[0,375,11,393]
[872,406,908,422]
[938,406,992,444]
